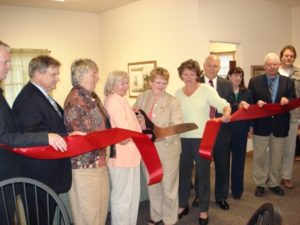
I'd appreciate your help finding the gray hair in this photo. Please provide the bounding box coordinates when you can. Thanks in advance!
[104,70,128,96]
[28,55,61,78]
[263,53,280,65]
[71,58,98,86]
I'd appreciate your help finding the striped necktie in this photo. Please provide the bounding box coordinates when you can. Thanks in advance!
[47,95,62,118]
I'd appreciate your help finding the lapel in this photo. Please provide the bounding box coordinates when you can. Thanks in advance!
[275,75,284,102]
[29,82,63,119]
[261,75,272,102]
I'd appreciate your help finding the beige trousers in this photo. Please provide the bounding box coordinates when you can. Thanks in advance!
[108,165,140,225]
[69,167,110,225]
[253,134,285,187]
[281,120,298,179]
[148,156,179,225]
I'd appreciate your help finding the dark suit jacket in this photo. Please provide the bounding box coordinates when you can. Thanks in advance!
[0,89,48,181]
[12,82,71,193]
[248,74,295,137]
[199,76,234,142]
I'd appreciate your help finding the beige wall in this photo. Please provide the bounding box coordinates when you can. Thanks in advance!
[99,0,293,104]
[0,0,298,105]
[0,5,101,105]
[292,6,300,67]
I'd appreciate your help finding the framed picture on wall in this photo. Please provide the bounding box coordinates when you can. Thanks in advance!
[251,65,265,77]
[128,60,157,98]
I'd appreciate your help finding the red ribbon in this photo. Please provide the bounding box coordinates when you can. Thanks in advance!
[199,98,300,160]
[1,128,163,185]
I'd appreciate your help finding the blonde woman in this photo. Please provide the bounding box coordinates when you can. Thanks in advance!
[104,70,142,225]
[134,67,182,225]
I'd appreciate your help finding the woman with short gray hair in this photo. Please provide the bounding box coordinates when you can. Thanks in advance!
[64,58,110,225]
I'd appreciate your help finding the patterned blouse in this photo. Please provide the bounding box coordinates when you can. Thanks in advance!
[64,85,108,169]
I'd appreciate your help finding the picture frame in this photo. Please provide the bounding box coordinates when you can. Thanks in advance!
[251,65,265,78]
[128,60,157,98]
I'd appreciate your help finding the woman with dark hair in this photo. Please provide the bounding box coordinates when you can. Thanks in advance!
[226,66,252,200]
[176,59,230,225]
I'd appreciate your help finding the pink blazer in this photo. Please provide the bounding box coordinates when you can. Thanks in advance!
[104,93,141,167]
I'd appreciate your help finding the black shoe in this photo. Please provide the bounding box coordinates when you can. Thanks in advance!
[233,195,241,200]
[148,220,163,225]
[178,207,189,219]
[192,197,199,207]
[216,200,229,210]
[199,217,209,225]
[255,186,265,197]
[269,186,285,196]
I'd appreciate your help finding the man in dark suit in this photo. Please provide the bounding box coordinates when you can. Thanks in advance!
[12,55,71,224]
[248,53,295,197]
[0,41,67,225]
[194,54,233,211]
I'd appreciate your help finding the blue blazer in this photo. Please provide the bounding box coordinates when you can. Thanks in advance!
[248,74,295,137]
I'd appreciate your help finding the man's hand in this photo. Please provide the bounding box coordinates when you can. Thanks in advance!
[280,97,289,105]
[257,100,267,108]
[48,133,67,152]
[239,101,250,110]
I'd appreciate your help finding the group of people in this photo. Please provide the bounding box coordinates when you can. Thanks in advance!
[0,38,299,225]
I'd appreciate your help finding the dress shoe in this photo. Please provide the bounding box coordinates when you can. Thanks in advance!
[281,179,294,189]
[192,197,199,207]
[148,220,163,225]
[233,195,241,200]
[254,186,265,197]
[269,186,285,196]
[178,207,189,219]
[199,217,209,225]
[216,200,229,210]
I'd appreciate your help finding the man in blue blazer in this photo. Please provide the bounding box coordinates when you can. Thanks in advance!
[12,55,71,224]
[248,53,295,197]
[0,41,67,225]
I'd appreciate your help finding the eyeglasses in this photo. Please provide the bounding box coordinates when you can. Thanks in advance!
[152,81,168,86]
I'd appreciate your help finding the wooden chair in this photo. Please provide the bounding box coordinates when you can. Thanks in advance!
[0,177,70,225]
[246,202,281,225]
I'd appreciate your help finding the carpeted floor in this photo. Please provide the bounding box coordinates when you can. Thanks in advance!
[106,156,300,225]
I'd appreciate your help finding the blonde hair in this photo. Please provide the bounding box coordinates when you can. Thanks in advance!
[150,67,169,82]
[104,70,128,96]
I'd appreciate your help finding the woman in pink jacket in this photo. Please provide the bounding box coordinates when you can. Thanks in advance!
[104,70,142,225]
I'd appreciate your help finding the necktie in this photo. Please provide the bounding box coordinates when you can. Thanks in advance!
[269,78,275,102]
[208,80,216,119]
[47,95,62,118]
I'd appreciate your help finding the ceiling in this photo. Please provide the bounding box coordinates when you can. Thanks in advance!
[0,0,140,13]
[0,0,299,14]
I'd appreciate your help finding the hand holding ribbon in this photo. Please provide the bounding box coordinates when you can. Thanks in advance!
[1,128,163,185]
[200,97,300,160]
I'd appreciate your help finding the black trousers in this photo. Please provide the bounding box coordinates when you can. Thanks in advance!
[213,124,231,202]
[179,138,211,212]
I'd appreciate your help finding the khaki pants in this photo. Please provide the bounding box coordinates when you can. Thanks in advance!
[69,167,110,225]
[281,119,298,179]
[148,156,179,225]
[253,134,285,187]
